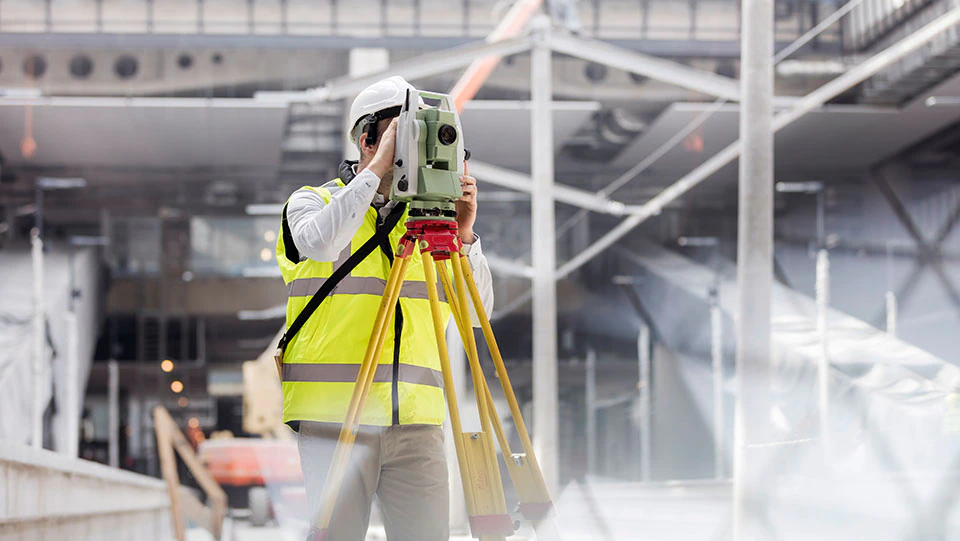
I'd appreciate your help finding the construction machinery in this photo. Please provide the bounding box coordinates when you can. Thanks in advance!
[199,329,304,527]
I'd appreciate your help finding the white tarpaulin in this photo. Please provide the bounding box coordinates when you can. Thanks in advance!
[0,245,101,451]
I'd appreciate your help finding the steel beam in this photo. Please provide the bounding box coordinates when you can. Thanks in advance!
[547,32,742,101]
[555,6,960,280]
[469,160,637,216]
[530,19,559,497]
[733,1,774,539]
[0,32,840,58]
[483,253,535,278]
[258,36,534,103]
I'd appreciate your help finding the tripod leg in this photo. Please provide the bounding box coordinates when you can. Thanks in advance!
[429,252,513,540]
[419,253,477,520]
[459,255,558,534]
[312,255,409,533]
[450,255,497,448]
[437,263,513,457]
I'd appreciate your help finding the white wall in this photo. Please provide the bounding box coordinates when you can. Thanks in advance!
[0,441,171,541]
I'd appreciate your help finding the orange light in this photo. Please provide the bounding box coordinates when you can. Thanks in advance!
[161,359,174,373]
[178,397,189,408]
[188,417,200,429]
[683,131,704,154]
[170,380,184,393]
[260,247,272,262]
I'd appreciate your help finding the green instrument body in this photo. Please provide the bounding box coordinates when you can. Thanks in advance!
[391,90,465,219]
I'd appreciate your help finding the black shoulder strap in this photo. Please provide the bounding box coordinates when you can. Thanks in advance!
[280,201,301,264]
[278,202,406,352]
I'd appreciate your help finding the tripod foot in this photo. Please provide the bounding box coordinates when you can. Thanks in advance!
[306,527,327,541]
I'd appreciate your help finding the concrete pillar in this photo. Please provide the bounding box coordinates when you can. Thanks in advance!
[343,48,390,162]
[530,18,559,495]
[733,0,775,538]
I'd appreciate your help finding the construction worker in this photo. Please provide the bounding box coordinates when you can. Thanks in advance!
[275,76,493,541]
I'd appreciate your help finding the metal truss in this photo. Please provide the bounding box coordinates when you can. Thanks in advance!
[260,6,960,283]
[546,32,742,101]
[556,6,960,280]
[469,160,639,217]
[871,168,960,325]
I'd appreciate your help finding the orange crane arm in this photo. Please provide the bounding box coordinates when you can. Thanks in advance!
[451,0,545,112]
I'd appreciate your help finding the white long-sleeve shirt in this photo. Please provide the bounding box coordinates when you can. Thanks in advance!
[286,167,494,324]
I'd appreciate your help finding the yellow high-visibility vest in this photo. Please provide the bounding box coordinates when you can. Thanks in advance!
[276,180,451,426]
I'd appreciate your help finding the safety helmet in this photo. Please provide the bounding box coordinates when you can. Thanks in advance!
[347,75,418,147]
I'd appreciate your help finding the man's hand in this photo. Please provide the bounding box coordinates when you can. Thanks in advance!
[367,118,399,180]
[456,175,478,243]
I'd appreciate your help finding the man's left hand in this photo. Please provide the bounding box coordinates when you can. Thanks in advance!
[456,175,478,244]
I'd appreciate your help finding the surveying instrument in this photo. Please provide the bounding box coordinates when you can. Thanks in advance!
[310,89,558,540]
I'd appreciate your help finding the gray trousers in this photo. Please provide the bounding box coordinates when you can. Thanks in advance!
[298,421,449,541]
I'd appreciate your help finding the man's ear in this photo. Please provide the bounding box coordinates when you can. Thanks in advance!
[359,133,377,160]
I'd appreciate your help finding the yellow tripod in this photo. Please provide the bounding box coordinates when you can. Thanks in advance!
[309,217,557,541]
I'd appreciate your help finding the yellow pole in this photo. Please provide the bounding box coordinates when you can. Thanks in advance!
[450,255,497,454]
[314,255,408,530]
[450,255,512,539]
[420,251,478,516]
[460,255,550,495]
[437,264,513,456]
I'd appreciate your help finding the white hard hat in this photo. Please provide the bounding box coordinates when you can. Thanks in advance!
[347,75,417,146]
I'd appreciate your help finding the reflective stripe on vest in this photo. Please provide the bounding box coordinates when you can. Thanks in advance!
[283,363,443,388]
[286,276,448,302]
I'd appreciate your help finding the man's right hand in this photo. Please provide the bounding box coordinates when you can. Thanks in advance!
[368,117,399,180]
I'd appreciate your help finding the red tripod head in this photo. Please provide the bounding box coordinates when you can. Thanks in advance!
[398,218,461,260]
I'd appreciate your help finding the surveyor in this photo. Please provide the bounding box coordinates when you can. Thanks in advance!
[275,75,494,541]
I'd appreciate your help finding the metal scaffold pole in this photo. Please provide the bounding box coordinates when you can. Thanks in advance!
[108,360,120,468]
[816,247,831,460]
[531,16,559,496]
[31,228,45,449]
[710,290,725,479]
[733,0,774,538]
[638,324,651,482]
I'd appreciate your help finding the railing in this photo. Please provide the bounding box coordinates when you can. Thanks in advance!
[0,0,845,51]
[154,405,227,541]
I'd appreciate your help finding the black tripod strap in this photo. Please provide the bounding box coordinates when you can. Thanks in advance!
[279,202,406,353]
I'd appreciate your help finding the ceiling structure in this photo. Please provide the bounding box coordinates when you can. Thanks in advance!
[1,0,959,367]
